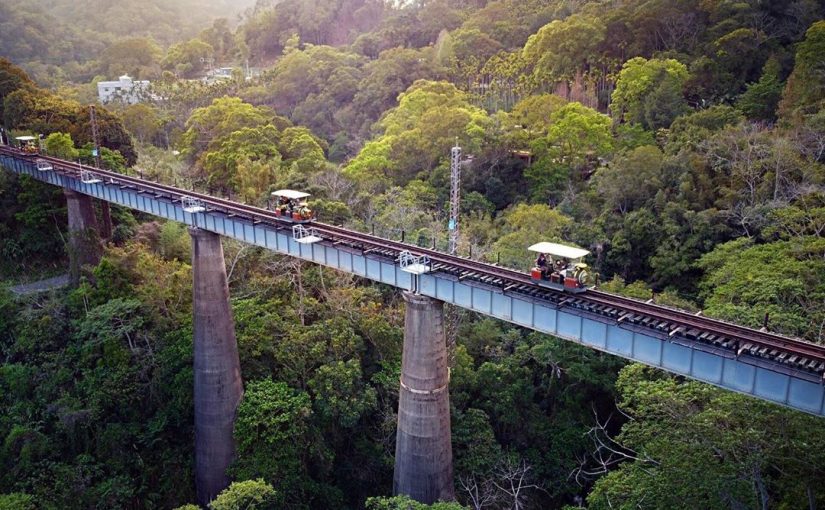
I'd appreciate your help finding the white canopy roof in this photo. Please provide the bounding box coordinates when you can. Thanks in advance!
[15,136,37,141]
[528,242,590,259]
[271,189,311,199]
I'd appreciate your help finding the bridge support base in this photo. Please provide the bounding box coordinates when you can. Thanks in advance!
[99,200,112,240]
[65,189,102,284]
[190,228,243,507]
[394,292,454,504]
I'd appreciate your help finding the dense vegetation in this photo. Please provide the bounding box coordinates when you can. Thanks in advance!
[0,0,256,86]
[1,0,824,508]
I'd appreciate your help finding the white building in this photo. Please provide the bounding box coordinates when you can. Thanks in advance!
[97,75,150,104]
[203,67,235,84]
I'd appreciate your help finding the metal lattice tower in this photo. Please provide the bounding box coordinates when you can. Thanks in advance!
[448,144,461,255]
[89,105,101,169]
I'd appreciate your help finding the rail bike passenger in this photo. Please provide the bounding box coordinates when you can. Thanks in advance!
[270,189,315,223]
[528,242,592,293]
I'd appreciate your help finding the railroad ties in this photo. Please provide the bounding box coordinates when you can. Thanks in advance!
[369,254,825,382]
[4,146,823,386]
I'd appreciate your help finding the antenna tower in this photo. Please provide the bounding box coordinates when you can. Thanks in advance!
[88,104,113,238]
[448,143,461,255]
[89,105,101,168]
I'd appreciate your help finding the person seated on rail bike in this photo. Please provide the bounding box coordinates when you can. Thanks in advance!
[554,257,568,276]
[535,252,549,278]
[276,196,291,215]
[22,141,37,154]
[297,202,313,220]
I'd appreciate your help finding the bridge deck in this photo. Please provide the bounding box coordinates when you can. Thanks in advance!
[2,148,823,417]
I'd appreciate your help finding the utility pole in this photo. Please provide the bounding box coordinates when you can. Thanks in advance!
[448,142,461,255]
[89,105,101,169]
[89,104,112,239]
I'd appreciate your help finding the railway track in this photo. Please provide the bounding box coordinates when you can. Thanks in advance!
[5,147,825,380]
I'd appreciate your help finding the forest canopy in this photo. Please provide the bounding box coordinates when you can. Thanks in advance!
[0,0,824,508]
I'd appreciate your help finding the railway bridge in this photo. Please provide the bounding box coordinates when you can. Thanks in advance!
[2,147,825,505]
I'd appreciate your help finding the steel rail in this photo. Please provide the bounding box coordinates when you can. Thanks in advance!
[315,223,825,363]
[586,290,825,356]
[5,147,825,367]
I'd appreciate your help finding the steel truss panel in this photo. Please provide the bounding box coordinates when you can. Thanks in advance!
[2,153,823,417]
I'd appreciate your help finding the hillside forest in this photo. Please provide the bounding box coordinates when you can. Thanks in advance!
[1,0,825,508]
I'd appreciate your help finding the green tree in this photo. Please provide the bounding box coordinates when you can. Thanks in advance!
[697,236,825,342]
[180,97,295,192]
[308,359,377,429]
[736,57,784,122]
[209,479,277,510]
[490,203,572,269]
[120,103,162,145]
[201,124,282,195]
[100,37,162,79]
[643,76,689,130]
[43,132,79,161]
[594,145,663,215]
[345,80,489,189]
[526,101,612,202]
[279,126,327,173]
[523,14,606,84]
[0,493,35,510]
[586,364,825,509]
[347,47,442,143]
[461,0,535,48]
[698,123,814,237]
[232,379,313,504]
[163,38,215,78]
[255,44,364,141]
[449,27,503,71]
[181,97,282,161]
[2,66,137,166]
[614,123,656,152]
[546,102,613,168]
[665,105,743,154]
[602,207,664,283]
[0,58,35,124]
[4,175,67,265]
[509,94,568,136]
[779,19,825,120]
[611,57,689,130]
[199,18,237,61]
[365,495,467,509]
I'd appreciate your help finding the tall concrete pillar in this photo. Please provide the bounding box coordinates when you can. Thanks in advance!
[99,200,113,240]
[394,292,454,503]
[64,189,102,284]
[190,227,244,506]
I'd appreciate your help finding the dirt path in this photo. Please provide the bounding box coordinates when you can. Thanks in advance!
[10,274,70,295]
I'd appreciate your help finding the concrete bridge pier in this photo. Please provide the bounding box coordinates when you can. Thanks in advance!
[64,189,102,284]
[189,227,243,506]
[394,292,455,504]
[99,200,113,240]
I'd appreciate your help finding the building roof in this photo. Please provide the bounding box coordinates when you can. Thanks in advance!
[527,242,590,259]
[98,76,149,87]
[271,189,311,199]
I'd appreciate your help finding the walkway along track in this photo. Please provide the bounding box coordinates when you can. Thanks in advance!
[5,147,825,383]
